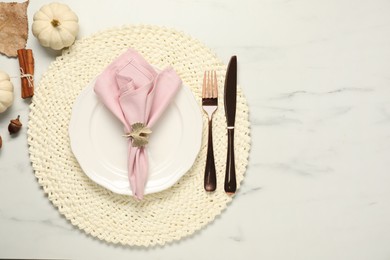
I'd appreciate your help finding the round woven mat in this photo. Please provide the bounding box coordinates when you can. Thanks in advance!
[28,25,251,246]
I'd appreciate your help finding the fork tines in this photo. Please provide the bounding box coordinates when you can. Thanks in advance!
[202,71,218,105]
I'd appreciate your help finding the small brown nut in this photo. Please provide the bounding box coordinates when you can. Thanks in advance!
[8,115,22,134]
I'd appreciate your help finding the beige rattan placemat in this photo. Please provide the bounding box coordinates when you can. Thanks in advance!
[28,25,251,246]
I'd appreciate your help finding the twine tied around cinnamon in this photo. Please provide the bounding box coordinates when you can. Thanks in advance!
[10,69,34,89]
[19,68,34,88]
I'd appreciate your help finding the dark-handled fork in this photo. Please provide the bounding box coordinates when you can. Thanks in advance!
[202,71,218,191]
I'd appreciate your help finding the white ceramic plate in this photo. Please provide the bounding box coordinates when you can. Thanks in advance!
[69,78,202,195]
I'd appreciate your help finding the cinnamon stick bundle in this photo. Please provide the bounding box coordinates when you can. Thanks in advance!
[17,49,34,99]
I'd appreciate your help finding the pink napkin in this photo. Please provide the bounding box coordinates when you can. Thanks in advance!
[94,48,182,199]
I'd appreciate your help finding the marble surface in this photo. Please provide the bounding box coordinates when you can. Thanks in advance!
[1,0,390,259]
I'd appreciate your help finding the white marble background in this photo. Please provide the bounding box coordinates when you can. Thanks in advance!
[1,0,390,259]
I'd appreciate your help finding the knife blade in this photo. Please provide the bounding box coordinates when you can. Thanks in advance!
[224,56,237,194]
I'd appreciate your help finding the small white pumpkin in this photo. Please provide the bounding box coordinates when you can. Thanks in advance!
[0,70,14,113]
[32,2,79,50]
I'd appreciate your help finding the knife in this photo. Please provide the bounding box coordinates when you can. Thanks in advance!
[224,56,237,194]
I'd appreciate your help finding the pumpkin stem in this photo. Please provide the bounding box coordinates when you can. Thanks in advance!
[51,19,61,27]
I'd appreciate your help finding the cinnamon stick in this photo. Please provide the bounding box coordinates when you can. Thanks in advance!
[17,49,34,99]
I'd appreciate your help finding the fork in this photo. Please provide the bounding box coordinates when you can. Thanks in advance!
[202,71,218,191]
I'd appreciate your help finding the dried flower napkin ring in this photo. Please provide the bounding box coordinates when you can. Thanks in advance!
[123,122,152,147]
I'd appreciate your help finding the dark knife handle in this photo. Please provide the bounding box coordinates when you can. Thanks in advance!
[204,119,217,191]
[225,128,236,194]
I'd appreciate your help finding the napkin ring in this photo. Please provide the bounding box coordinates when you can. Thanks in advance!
[123,122,152,147]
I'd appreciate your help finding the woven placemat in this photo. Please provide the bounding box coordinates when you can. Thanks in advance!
[28,25,251,247]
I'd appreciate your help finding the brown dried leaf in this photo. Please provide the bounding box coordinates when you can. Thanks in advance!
[0,1,29,57]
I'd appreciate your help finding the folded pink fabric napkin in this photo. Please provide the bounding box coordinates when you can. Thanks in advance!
[94,48,182,199]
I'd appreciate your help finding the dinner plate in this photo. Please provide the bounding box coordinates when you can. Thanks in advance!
[69,78,202,195]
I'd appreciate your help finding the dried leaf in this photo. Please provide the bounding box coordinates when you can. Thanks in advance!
[0,1,29,57]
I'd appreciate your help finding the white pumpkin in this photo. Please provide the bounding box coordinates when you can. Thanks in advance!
[32,2,79,50]
[0,70,14,113]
